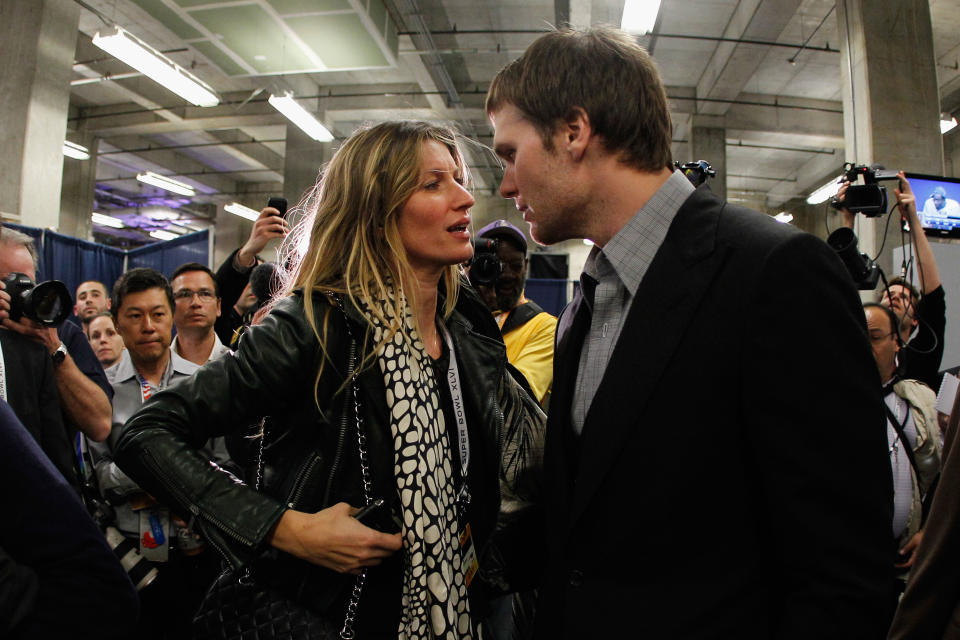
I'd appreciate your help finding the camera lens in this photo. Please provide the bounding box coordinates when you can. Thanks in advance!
[24,280,72,327]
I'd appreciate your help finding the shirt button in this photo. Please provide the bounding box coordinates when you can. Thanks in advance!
[569,569,583,587]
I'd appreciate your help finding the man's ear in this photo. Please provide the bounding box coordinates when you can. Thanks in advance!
[559,107,592,161]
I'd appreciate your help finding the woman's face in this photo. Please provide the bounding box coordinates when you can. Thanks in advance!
[397,140,475,280]
[87,314,124,368]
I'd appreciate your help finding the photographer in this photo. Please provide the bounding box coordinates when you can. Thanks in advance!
[474,220,557,405]
[0,228,111,482]
[838,171,946,389]
[863,303,940,596]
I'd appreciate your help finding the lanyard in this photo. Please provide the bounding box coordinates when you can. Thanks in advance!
[0,341,6,403]
[438,322,470,505]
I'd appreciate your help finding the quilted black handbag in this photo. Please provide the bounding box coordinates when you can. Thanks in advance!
[192,324,370,640]
[192,568,340,640]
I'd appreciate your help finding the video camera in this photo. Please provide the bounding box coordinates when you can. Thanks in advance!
[469,238,501,286]
[1,272,72,327]
[675,160,716,187]
[830,163,901,217]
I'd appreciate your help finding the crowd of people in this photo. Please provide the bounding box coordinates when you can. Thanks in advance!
[0,24,957,640]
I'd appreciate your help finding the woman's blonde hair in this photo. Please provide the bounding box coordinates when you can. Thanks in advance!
[277,120,470,383]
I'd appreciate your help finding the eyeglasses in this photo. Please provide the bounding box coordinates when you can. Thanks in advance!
[173,289,216,302]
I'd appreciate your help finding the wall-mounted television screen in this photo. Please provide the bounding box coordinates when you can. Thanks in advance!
[904,172,960,238]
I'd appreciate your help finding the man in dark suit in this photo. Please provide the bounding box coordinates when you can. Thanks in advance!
[487,26,896,639]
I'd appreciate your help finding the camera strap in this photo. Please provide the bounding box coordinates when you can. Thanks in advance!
[438,321,470,506]
[0,341,6,402]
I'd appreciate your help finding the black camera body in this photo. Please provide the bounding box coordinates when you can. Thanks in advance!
[831,163,901,217]
[469,238,502,286]
[2,272,72,327]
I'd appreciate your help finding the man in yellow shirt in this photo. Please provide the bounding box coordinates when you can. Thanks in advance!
[475,220,557,406]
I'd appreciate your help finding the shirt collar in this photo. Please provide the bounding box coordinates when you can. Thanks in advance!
[112,347,197,385]
[171,332,228,363]
[586,169,694,297]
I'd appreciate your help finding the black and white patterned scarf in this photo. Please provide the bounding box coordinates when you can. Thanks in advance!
[359,295,472,639]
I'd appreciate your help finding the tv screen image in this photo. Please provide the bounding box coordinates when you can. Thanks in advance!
[904,172,960,238]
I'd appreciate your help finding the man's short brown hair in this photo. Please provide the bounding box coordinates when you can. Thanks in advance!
[486,26,673,172]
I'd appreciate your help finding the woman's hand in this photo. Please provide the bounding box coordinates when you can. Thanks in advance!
[268,502,402,574]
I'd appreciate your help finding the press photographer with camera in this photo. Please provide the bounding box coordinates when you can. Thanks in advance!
[0,227,112,469]
[837,170,946,389]
[471,220,557,406]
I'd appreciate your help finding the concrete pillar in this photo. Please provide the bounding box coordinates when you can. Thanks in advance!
[689,115,727,201]
[283,123,331,214]
[0,0,79,229]
[59,132,99,240]
[836,0,942,278]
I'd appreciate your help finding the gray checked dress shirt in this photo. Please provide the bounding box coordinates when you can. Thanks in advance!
[571,170,694,435]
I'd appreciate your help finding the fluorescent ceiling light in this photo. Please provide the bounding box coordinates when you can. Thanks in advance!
[621,0,662,35]
[806,176,842,205]
[224,202,260,221]
[91,26,219,107]
[136,171,196,197]
[269,93,334,142]
[149,229,179,241]
[63,140,90,160]
[774,212,794,224]
[940,115,957,134]
[92,212,125,229]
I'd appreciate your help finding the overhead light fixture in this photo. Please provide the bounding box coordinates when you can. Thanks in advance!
[806,175,842,205]
[91,26,219,107]
[268,92,334,142]
[149,229,179,241]
[224,202,261,221]
[774,212,794,224]
[621,0,662,35]
[63,140,90,160]
[136,171,196,197]
[940,113,958,134]
[92,212,125,229]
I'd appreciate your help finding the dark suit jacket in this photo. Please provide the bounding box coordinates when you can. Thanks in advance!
[534,186,896,639]
[0,329,79,492]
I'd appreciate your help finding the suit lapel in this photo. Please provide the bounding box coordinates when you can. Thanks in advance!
[567,188,728,525]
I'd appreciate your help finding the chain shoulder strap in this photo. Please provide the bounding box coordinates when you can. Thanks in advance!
[336,296,372,640]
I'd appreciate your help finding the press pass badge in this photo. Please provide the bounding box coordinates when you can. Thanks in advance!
[460,524,479,588]
[139,507,170,562]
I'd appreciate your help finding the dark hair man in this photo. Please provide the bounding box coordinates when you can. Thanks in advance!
[838,172,945,389]
[475,220,556,405]
[170,262,230,365]
[75,280,111,329]
[487,26,895,637]
[0,227,111,448]
[89,267,219,636]
[863,302,940,593]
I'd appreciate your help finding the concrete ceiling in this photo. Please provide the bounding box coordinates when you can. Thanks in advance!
[67,0,960,243]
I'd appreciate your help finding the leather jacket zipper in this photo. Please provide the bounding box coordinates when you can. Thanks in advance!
[140,448,255,547]
[322,337,357,508]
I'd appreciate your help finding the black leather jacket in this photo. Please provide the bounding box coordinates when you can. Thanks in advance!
[115,284,544,618]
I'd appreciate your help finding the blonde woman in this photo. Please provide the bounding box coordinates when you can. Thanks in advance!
[115,121,544,639]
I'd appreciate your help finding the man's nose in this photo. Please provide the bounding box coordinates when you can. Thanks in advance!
[499,167,517,200]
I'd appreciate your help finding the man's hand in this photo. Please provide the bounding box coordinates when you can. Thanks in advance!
[268,502,402,574]
[895,530,924,569]
[236,207,289,268]
[0,280,9,324]
[894,170,919,223]
[836,180,855,229]
[1,314,61,354]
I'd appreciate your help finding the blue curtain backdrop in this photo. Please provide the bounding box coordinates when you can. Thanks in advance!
[42,230,126,299]
[127,230,209,278]
[2,223,209,299]
[525,278,569,317]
